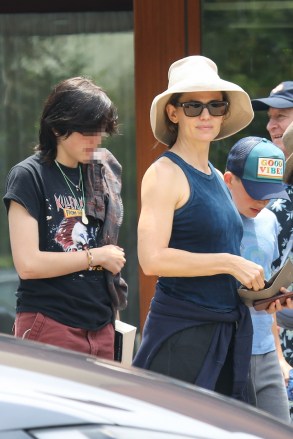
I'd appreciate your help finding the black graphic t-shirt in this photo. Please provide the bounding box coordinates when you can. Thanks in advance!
[3,154,112,330]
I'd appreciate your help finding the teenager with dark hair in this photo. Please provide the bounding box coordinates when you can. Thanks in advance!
[3,76,127,359]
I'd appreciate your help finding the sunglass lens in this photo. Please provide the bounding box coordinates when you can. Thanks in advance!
[208,102,228,116]
[184,103,202,117]
[178,101,228,117]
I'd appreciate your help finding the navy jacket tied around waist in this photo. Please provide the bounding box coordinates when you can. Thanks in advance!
[133,285,253,401]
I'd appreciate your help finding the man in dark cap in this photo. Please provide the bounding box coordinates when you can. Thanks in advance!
[252,81,293,158]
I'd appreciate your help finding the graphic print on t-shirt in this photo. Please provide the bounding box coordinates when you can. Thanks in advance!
[55,217,95,252]
[51,192,97,252]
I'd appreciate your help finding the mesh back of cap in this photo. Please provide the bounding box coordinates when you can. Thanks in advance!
[226,136,263,178]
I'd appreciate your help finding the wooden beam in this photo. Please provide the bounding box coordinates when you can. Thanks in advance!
[0,1,132,13]
[134,0,201,332]
[187,0,201,54]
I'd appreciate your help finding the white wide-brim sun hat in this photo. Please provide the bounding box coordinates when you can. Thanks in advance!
[150,56,254,146]
[283,120,293,184]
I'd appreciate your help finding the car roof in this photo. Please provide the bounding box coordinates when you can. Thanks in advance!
[0,334,292,438]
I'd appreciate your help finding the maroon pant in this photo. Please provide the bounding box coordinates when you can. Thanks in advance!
[14,312,114,360]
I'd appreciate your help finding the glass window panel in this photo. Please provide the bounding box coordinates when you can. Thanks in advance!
[201,0,293,171]
[0,11,139,329]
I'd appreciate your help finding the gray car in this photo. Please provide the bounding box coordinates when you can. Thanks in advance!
[0,333,292,439]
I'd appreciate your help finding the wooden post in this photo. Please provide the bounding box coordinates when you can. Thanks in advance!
[134,0,201,332]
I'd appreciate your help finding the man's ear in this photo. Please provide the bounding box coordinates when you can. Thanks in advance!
[223,171,233,189]
[166,104,178,123]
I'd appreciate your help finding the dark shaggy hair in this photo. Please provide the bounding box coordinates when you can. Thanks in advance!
[35,76,118,163]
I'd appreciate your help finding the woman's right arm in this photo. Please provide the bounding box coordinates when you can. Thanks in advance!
[138,160,265,291]
[8,201,125,278]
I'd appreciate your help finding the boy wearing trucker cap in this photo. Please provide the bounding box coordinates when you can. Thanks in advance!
[224,136,291,422]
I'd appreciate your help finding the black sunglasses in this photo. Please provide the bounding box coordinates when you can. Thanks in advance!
[176,100,229,117]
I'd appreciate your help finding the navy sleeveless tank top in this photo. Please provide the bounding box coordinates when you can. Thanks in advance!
[158,151,243,312]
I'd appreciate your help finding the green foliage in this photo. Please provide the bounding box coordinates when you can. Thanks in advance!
[202,0,293,172]
[0,17,138,325]
[0,255,14,269]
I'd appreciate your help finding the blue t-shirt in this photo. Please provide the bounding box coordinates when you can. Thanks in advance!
[241,208,279,354]
[158,151,243,312]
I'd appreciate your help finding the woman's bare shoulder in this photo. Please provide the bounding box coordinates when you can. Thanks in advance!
[143,155,180,183]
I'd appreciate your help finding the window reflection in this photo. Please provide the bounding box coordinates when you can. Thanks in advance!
[0,11,138,329]
[201,0,293,171]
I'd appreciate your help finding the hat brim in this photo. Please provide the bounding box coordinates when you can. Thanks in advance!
[284,153,293,184]
[283,120,293,154]
[283,121,293,184]
[150,79,254,146]
[251,96,293,110]
[242,179,290,201]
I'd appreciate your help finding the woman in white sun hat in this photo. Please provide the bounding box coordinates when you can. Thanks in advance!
[133,55,266,401]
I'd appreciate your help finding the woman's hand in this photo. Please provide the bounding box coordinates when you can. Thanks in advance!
[230,255,265,291]
[92,245,126,275]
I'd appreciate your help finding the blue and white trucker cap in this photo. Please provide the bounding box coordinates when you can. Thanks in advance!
[226,137,289,200]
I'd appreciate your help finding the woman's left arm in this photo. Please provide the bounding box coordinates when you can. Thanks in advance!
[272,313,292,385]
